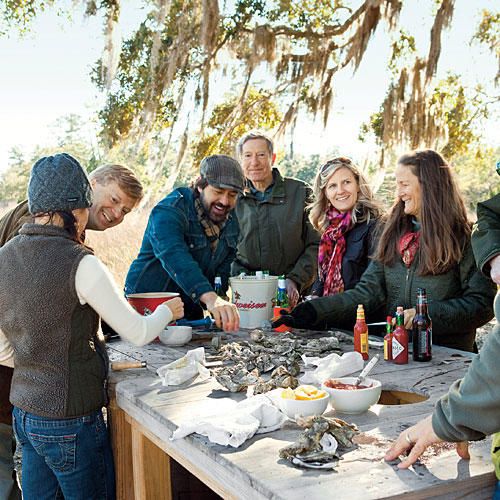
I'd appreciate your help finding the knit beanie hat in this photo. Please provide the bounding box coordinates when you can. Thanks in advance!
[28,153,93,215]
[200,155,245,192]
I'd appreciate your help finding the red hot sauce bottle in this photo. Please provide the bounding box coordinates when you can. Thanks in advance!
[392,306,409,364]
[354,304,369,361]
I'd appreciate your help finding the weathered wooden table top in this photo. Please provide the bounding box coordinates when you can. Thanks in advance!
[107,329,494,500]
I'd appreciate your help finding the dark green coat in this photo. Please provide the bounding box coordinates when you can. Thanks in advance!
[472,193,500,276]
[231,169,319,291]
[309,239,496,352]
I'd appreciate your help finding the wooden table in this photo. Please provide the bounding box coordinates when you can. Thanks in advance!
[107,330,496,500]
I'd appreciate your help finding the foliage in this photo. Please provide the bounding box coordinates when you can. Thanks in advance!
[472,9,500,83]
[191,88,282,164]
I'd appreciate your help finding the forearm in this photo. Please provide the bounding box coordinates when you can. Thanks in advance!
[76,255,172,346]
[432,321,500,441]
[0,329,14,367]
[472,195,500,275]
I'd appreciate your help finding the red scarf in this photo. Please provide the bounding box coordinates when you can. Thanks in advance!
[399,231,420,267]
[318,208,352,296]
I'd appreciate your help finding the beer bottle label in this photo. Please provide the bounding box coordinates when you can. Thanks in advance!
[392,338,404,359]
[384,339,388,360]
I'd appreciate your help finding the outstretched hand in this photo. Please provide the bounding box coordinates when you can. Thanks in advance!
[271,300,317,330]
[384,415,469,469]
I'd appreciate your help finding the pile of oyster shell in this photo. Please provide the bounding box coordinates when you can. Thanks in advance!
[212,330,343,393]
[279,415,358,469]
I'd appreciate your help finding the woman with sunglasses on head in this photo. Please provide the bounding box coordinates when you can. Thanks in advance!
[308,158,382,311]
[275,149,496,352]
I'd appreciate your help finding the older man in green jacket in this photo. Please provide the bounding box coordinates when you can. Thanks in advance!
[231,130,319,306]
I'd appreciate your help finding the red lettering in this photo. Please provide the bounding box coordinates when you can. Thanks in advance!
[234,301,267,310]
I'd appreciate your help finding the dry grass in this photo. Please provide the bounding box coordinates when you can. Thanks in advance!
[85,209,149,289]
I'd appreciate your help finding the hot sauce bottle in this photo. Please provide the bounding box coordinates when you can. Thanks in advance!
[392,306,409,364]
[354,304,369,361]
[383,315,393,362]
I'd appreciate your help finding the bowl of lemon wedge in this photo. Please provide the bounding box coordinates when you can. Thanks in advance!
[280,385,329,420]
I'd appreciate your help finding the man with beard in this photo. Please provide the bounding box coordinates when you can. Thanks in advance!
[125,155,243,331]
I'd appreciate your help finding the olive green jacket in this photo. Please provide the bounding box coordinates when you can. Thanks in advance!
[231,169,320,291]
[0,200,31,247]
[432,294,500,479]
[472,193,500,277]
[309,239,495,352]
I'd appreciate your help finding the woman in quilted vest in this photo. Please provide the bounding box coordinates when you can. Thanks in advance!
[0,154,183,499]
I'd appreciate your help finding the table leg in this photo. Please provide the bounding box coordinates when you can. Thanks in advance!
[108,398,134,500]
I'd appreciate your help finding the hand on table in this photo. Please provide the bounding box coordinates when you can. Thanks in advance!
[285,278,300,308]
[490,254,500,285]
[384,415,469,469]
[166,297,184,321]
[202,292,239,332]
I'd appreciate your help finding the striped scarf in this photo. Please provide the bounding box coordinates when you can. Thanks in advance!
[194,194,223,253]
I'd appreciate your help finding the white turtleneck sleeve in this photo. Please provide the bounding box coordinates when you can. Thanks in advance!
[75,254,173,346]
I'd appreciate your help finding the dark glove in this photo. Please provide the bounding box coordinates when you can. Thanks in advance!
[271,301,318,329]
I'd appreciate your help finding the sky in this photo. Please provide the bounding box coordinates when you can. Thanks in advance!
[0,1,498,174]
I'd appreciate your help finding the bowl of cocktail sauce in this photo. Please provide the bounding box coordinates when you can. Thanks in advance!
[322,377,382,414]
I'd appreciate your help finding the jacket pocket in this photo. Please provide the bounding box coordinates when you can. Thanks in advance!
[186,233,208,251]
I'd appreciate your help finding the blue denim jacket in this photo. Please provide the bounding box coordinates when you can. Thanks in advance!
[125,188,239,317]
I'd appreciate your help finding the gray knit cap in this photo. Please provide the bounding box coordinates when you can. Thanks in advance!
[28,153,93,215]
[200,155,245,192]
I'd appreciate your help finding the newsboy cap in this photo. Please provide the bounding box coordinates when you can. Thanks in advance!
[28,153,93,215]
[200,155,245,192]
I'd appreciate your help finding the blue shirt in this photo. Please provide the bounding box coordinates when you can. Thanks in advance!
[125,187,239,317]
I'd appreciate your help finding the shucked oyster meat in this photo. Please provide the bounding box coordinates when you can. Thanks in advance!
[279,415,358,469]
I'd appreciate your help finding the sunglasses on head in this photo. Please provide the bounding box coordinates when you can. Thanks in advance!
[320,157,352,174]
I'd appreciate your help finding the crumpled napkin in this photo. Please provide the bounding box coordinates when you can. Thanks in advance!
[171,391,286,447]
[300,351,364,385]
[157,347,210,386]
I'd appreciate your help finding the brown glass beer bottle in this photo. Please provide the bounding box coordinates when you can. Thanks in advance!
[412,288,432,362]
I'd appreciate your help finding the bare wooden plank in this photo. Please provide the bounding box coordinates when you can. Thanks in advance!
[130,422,171,500]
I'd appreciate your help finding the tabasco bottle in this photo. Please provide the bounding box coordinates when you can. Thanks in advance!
[412,288,432,362]
[354,304,369,360]
[383,315,393,362]
[392,306,409,364]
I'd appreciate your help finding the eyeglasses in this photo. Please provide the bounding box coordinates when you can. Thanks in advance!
[320,157,352,174]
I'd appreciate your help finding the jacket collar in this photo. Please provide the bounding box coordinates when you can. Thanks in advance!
[19,223,77,240]
[243,168,285,201]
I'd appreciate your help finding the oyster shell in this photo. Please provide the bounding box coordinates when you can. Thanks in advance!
[279,415,358,468]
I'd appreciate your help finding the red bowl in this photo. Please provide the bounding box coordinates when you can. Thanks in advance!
[126,292,179,316]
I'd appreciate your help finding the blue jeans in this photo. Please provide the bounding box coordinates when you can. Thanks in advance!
[493,480,500,500]
[12,407,115,500]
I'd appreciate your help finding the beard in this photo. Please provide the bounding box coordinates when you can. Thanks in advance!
[200,192,231,224]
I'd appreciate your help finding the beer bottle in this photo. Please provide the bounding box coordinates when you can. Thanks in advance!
[392,307,409,364]
[214,276,224,297]
[383,315,393,362]
[412,288,432,362]
[275,275,289,308]
[354,304,369,361]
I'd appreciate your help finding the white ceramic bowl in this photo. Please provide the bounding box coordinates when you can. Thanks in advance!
[321,377,382,414]
[279,391,329,420]
[159,326,192,346]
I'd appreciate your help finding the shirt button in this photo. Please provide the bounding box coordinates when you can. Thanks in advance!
[191,293,196,298]
[190,244,194,248]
